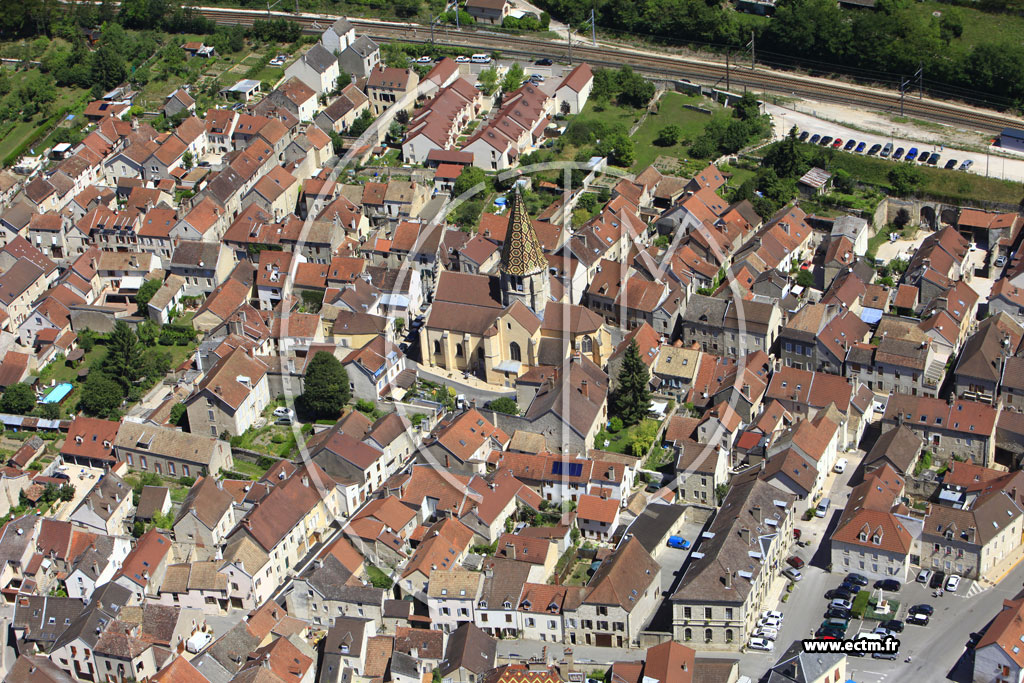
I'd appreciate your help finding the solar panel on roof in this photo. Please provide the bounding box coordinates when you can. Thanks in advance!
[569,463,583,477]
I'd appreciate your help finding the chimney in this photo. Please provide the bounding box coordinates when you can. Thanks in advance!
[724,568,732,589]
[752,504,762,523]
[739,527,751,545]
[580,380,588,399]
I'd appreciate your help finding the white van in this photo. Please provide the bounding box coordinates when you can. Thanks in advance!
[834,458,848,474]
[471,53,492,64]
[815,498,831,518]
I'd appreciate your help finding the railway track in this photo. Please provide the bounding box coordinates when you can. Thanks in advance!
[196,5,1024,136]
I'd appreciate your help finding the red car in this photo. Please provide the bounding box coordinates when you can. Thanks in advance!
[787,556,805,569]
[832,138,843,148]
[793,529,802,540]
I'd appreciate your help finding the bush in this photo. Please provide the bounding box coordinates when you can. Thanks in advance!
[608,417,623,433]
[485,397,519,415]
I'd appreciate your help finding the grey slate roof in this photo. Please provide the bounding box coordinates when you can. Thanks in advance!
[441,623,496,676]
[768,640,846,683]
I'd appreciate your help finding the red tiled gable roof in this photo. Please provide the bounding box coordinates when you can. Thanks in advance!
[576,493,619,524]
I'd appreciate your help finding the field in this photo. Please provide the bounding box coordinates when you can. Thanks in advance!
[629,92,726,170]
[0,66,88,162]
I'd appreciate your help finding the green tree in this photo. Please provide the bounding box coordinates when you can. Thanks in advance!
[298,352,350,419]
[182,150,194,170]
[453,166,487,197]
[169,402,187,425]
[136,320,158,347]
[78,374,124,418]
[796,269,814,288]
[732,92,761,121]
[597,131,635,167]
[888,164,923,195]
[135,278,162,315]
[477,67,499,95]
[348,108,375,137]
[105,321,142,390]
[486,397,519,415]
[58,484,75,502]
[336,71,352,91]
[654,124,682,147]
[501,62,525,92]
[612,339,651,426]
[0,383,36,415]
[91,43,127,90]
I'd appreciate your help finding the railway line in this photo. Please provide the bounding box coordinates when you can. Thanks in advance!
[195,5,1024,136]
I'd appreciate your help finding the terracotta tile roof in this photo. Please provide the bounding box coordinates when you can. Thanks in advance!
[401,517,473,578]
[583,536,659,612]
[194,347,268,410]
[576,493,620,524]
[61,417,119,463]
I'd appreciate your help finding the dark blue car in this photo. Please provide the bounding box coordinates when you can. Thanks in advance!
[855,141,866,153]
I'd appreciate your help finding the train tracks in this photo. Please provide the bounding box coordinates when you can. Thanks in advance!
[196,5,1023,136]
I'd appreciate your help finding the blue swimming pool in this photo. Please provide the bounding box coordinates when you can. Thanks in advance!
[40,383,73,404]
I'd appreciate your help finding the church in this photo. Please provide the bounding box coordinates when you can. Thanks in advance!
[419,190,613,387]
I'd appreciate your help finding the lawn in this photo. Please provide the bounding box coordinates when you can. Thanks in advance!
[596,418,662,456]
[629,92,724,170]
[909,1,1024,50]
[0,68,88,161]
[228,458,272,480]
[775,141,1024,206]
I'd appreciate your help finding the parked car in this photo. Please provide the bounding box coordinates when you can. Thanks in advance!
[945,159,958,169]
[910,604,934,616]
[839,581,860,594]
[535,57,554,65]
[455,56,471,63]
[273,407,293,418]
[918,151,930,164]
[868,143,882,155]
[882,619,904,633]
[844,139,856,151]
[846,573,869,586]
[881,142,893,157]
[829,598,853,611]
[822,618,849,634]
[667,536,691,550]
[959,159,974,171]
[916,569,932,584]
[815,626,843,639]
[820,136,834,146]
[793,528,802,540]
[749,637,774,652]
[809,134,822,144]
[855,141,867,153]
[996,255,1007,267]
[831,138,843,148]
[416,55,432,63]
[753,626,778,641]
[782,567,803,582]
[874,579,901,592]
[799,131,810,141]
[529,74,545,82]
[906,613,930,626]
[946,574,962,592]
[825,588,854,601]
[873,651,898,661]
[761,610,783,622]
[760,615,783,629]
[834,458,848,473]
[893,147,905,160]
[905,147,919,162]
[825,607,851,620]
[928,154,940,165]
[930,571,946,589]
[787,556,805,569]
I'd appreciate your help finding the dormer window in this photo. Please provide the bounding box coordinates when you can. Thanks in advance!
[503,601,512,609]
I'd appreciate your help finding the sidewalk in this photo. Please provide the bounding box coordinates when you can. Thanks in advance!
[980,544,1024,587]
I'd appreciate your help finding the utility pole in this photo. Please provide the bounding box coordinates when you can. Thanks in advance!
[917,64,923,99]
[454,0,460,29]
[726,52,730,93]
[590,8,597,46]
[568,23,572,65]
[750,31,755,70]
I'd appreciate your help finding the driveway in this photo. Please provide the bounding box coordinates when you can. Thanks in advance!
[49,464,104,521]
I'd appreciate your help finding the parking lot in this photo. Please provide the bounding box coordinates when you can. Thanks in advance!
[767,104,1024,183]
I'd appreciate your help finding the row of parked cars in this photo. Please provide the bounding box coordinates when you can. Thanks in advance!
[798,131,974,171]
[749,610,786,651]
